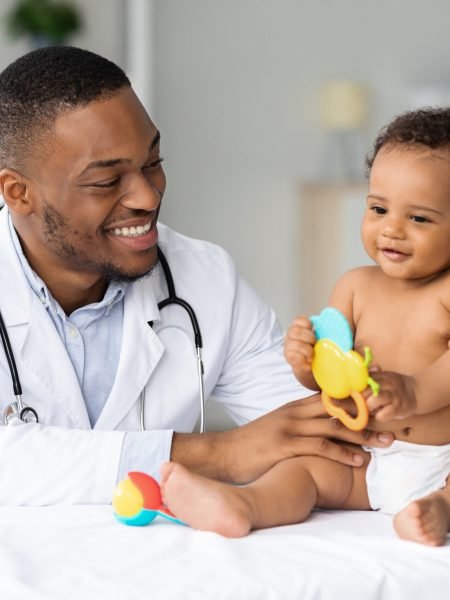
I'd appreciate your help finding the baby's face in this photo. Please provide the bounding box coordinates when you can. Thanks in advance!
[361,144,450,282]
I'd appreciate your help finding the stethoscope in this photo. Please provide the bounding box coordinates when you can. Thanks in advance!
[0,246,206,432]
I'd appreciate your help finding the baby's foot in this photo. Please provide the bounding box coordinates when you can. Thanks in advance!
[393,495,450,546]
[160,462,253,538]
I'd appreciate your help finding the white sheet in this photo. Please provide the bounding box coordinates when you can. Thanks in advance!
[0,507,448,599]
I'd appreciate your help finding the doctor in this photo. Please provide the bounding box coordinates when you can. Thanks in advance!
[0,47,392,505]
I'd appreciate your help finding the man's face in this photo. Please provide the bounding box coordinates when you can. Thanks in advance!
[22,86,166,284]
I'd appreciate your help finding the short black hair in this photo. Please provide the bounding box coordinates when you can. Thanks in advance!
[0,46,130,170]
[366,106,450,172]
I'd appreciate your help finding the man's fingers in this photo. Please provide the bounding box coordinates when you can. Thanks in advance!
[289,414,394,447]
[285,394,328,418]
[292,437,365,466]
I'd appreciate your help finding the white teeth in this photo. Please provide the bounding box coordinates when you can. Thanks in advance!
[111,222,151,238]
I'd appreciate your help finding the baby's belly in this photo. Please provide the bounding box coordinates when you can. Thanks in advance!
[368,405,450,445]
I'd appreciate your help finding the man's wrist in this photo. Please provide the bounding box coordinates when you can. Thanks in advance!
[170,430,235,481]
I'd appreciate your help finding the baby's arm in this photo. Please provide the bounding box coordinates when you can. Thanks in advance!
[366,350,450,421]
[285,270,357,390]
[362,281,450,421]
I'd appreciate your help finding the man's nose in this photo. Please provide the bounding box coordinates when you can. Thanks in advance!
[121,173,163,211]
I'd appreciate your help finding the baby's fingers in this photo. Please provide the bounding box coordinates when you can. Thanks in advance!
[372,404,399,422]
[365,392,387,413]
[286,327,316,347]
[284,345,313,371]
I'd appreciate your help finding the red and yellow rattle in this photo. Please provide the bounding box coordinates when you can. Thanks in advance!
[310,307,379,431]
[113,471,184,526]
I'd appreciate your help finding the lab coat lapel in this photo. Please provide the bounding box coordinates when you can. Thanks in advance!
[94,278,164,431]
[0,208,89,428]
[19,297,91,428]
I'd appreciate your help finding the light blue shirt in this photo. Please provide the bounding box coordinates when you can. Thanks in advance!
[8,216,163,481]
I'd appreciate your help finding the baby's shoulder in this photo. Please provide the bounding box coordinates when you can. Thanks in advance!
[336,265,383,289]
[330,266,382,316]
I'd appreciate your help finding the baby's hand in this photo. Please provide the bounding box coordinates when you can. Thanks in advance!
[284,316,317,375]
[365,370,417,421]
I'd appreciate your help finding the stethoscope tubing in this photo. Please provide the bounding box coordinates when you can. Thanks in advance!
[0,309,22,397]
[156,246,203,349]
[148,247,205,432]
[0,309,39,422]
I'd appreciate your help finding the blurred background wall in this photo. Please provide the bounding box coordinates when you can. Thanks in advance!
[151,0,450,327]
[1,0,449,328]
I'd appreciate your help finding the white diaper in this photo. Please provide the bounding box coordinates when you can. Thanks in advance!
[364,440,450,515]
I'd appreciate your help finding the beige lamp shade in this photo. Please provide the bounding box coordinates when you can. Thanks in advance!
[319,81,368,130]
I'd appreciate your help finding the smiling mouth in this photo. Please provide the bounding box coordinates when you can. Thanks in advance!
[380,247,410,261]
[110,221,152,238]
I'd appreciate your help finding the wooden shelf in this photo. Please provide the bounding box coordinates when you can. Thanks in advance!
[298,182,370,315]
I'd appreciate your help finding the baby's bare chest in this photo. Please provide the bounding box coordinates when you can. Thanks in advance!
[354,290,450,373]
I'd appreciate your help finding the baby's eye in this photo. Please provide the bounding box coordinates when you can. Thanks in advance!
[370,205,387,215]
[410,215,430,223]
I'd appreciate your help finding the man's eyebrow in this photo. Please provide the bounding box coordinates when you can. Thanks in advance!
[79,130,161,175]
[80,157,132,173]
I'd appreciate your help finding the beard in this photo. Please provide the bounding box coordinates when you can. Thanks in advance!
[41,200,158,283]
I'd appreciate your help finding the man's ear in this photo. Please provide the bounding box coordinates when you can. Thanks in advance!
[0,168,34,215]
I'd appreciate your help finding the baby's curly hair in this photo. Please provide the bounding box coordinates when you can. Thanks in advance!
[366,106,450,172]
[0,46,130,171]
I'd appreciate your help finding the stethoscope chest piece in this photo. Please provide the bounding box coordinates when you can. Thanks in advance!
[3,399,39,425]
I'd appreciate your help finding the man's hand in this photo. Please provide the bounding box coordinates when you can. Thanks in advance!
[171,394,394,484]
[365,370,417,421]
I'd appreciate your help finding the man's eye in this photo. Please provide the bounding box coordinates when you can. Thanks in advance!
[143,157,164,171]
[370,205,386,215]
[92,177,121,189]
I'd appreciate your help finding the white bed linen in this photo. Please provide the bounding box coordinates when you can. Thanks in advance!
[0,506,448,600]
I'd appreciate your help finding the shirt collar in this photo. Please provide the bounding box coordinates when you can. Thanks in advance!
[8,214,127,318]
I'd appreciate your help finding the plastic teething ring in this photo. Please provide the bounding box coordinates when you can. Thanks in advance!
[321,390,369,431]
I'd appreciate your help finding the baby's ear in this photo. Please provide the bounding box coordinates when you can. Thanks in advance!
[0,168,34,215]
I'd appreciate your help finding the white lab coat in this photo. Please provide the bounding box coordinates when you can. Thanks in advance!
[0,207,310,504]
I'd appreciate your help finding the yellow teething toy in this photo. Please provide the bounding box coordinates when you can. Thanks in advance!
[310,308,379,431]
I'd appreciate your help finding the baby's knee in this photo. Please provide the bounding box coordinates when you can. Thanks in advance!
[298,456,354,508]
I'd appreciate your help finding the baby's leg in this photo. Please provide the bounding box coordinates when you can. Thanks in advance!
[393,477,450,546]
[160,449,369,538]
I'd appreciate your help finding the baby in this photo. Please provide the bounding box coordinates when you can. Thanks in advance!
[160,107,450,546]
